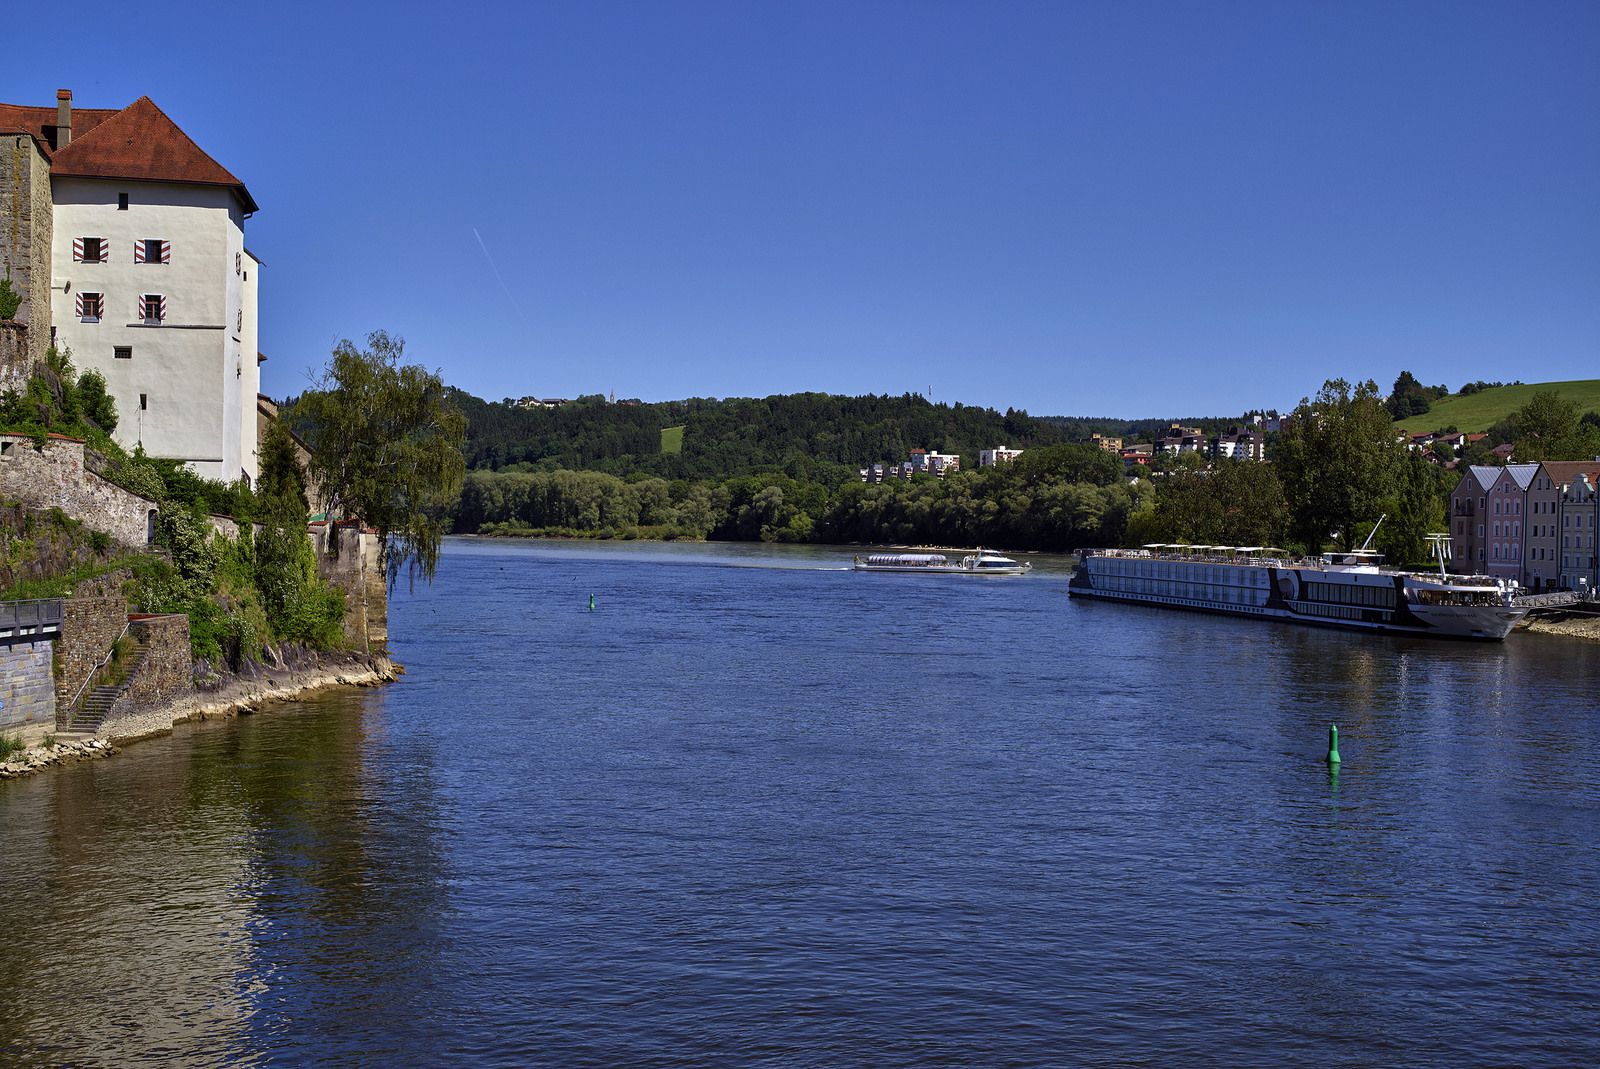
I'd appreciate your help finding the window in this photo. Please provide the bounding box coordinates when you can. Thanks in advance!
[74,237,106,263]
[76,291,103,321]
[135,239,170,264]
[139,393,147,411]
[114,346,132,360]
[236,307,243,332]
[118,193,129,210]
[140,294,165,324]
[235,252,242,275]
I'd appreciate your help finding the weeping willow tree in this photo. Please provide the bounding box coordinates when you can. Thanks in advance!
[291,331,466,590]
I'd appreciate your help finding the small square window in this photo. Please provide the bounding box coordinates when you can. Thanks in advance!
[114,346,132,360]
[79,292,103,321]
[142,239,163,263]
[139,394,148,411]
[118,193,129,210]
[141,294,165,324]
[80,237,105,263]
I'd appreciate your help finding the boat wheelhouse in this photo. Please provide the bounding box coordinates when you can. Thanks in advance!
[1068,541,1525,640]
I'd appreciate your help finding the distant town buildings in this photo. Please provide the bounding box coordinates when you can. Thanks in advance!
[1090,434,1122,453]
[1,90,262,483]
[513,397,569,409]
[860,448,962,482]
[979,446,1023,467]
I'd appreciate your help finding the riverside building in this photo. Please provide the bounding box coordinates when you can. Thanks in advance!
[0,90,262,484]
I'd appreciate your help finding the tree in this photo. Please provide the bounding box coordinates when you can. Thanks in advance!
[1387,370,1431,421]
[1375,452,1449,566]
[1274,379,1403,551]
[1509,391,1600,462]
[292,331,466,589]
[1147,461,1289,547]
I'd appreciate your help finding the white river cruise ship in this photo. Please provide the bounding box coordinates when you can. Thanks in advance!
[1069,543,1526,640]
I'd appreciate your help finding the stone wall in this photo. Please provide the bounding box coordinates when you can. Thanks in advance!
[0,434,158,549]
[0,635,55,733]
[0,321,30,394]
[312,521,388,655]
[56,593,128,716]
[0,133,53,372]
[100,614,193,736]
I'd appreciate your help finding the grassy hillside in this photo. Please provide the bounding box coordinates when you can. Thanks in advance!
[1392,379,1600,434]
[660,425,684,454]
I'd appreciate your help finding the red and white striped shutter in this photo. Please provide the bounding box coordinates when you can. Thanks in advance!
[160,241,171,264]
[73,238,84,262]
[158,295,167,321]
[134,240,146,264]
[75,292,83,317]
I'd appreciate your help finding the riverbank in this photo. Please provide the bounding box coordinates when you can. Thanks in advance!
[1522,609,1600,643]
[0,649,399,782]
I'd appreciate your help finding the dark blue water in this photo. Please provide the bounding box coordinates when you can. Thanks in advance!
[3,538,1598,1066]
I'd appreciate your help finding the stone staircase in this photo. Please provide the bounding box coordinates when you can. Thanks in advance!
[67,630,151,735]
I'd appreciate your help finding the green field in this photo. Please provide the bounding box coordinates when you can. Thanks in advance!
[1392,379,1600,434]
[660,425,684,454]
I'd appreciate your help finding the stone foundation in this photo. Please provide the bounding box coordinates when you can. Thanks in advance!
[311,521,388,655]
[0,634,55,733]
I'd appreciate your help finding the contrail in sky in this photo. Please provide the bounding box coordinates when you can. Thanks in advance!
[473,227,529,328]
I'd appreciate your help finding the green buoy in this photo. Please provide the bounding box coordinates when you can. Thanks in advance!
[589,593,595,612]
[1327,724,1341,766]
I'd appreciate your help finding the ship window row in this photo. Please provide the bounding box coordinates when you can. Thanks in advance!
[1096,574,1266,606]
[1301,581,1395,608]
[1107,560,1268,586]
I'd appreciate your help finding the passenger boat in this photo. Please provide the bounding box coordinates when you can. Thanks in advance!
[1068,539,1526,640]
[854,549,1031,576]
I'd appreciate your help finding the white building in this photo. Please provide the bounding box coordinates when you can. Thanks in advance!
[979,446,1023,467]
[6,91,262,484]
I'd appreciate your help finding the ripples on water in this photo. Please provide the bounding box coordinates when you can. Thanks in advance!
[2,538,1598,1067]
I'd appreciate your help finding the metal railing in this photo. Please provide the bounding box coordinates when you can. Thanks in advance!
[0,598,64,633]
[66,620,132,714]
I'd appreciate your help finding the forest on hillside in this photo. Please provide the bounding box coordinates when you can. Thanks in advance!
[451,390,1083,480]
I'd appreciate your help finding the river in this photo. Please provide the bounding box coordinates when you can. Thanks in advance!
[2,538,1598,1067]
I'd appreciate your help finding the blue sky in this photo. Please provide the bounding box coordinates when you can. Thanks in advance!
[10,0,1597,417]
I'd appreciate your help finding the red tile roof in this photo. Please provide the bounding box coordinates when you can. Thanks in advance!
[0,95,256,213]
[0,103,118,154]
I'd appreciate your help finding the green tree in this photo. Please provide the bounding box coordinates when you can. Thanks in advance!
[1508,391,1600,462]
[0,269,21,321]
[1274,379,1403,551]
[1148,461,1289,546]
[1386,370,1431,421]
[292,331,467,589]
[1375,452,1449,566]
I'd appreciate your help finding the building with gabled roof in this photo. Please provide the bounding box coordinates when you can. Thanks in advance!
[1481,463,1540,583]
[1528,460,1600,592]
[0,89,262,483]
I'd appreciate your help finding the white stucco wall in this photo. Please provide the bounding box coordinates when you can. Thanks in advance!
[239,248,260,482]
[50,178,252,482]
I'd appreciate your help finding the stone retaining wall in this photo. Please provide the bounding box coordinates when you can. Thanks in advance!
[56,594,128,718]
[0,434,158,549]
[100,614,193,735]
[312,521,388,654]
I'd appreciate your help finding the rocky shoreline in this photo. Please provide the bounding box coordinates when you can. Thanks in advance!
[1522,611,1600,643]
[0,650,400,781]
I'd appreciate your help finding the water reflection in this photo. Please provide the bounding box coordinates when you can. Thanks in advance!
[0,691,451,1067]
